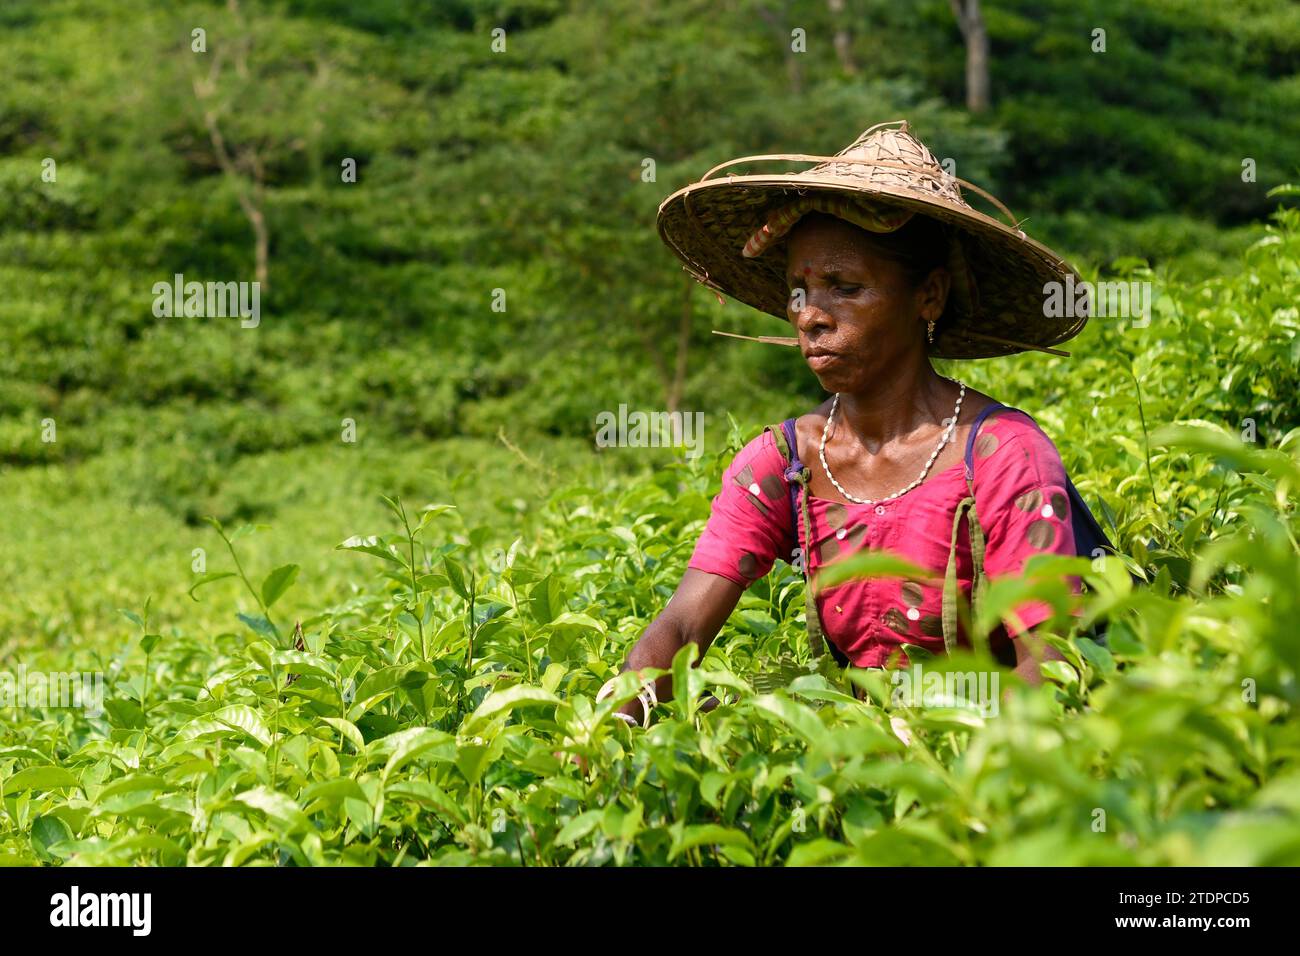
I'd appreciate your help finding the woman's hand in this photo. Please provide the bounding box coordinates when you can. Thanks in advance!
[552,685,649,773]
[557,571,742,772]
[620,568,745,710]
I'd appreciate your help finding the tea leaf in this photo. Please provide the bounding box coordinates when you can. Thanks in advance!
[261,564,300,609]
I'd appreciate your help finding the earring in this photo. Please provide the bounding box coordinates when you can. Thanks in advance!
[926,319,935,344]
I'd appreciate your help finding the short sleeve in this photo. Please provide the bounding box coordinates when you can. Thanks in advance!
[686,429,796,588]
[970,416,1082,637]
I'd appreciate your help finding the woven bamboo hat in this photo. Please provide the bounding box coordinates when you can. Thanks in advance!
[656,120,1089,359]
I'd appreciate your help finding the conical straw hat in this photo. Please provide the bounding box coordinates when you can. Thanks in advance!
[656,120,1089,359]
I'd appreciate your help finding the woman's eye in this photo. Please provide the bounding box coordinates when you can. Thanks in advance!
[835,285,861,296]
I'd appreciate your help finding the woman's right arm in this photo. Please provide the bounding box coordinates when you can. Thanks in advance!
[612,427,793,723]
[614,568,745,722]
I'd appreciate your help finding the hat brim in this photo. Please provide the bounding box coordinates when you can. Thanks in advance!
[656,174,1088,359]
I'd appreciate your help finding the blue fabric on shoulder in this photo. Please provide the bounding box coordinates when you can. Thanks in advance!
[963,402,1009,478]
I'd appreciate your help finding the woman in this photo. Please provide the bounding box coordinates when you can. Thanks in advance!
[610,121,1089,724]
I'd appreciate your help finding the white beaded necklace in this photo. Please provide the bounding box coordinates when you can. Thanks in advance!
[818,380,966,506]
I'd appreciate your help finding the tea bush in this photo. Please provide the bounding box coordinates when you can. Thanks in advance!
[2,207,1297,865]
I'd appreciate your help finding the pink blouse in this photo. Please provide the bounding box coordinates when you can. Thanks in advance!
[687,407,1081,667]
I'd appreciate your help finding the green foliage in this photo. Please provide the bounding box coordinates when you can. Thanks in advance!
[2,0,1292,481]
[2,212,1298,865]
[909,0,1300,223]
[1,0,1297,866]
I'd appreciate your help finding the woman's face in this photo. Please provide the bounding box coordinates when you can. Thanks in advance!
[783,213,945,393]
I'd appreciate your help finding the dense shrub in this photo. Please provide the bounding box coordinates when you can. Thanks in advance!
[2,212,1296,865]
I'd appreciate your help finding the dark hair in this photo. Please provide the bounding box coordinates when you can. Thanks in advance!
[857,213,950,288]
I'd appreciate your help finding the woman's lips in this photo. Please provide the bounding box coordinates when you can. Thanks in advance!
[806,352,839,371]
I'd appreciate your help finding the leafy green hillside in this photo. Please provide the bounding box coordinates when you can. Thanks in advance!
[0,0,1297,866]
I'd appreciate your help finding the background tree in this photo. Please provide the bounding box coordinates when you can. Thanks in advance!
[949,0,990,112]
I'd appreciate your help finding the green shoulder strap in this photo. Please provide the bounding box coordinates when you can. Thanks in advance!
[767,422,791,461]
[941,446,991,658]
[764,424,828,660]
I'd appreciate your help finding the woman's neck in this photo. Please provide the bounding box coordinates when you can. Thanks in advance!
[835,362,952,450]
